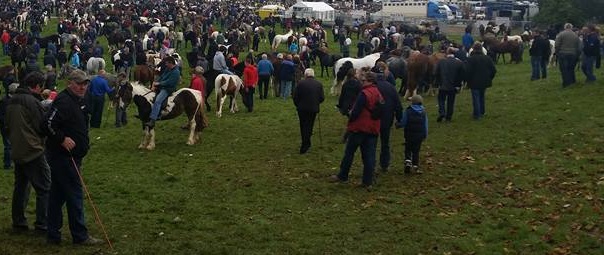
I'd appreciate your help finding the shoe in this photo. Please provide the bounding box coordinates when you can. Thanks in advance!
[380,166,388,172]
[413,165,422,174]
[74,236,103,246]
[359,183,373,192]
[437,116,444,123]
[299,146,309,154]
[404,160,412,174]
[328,175,347,183]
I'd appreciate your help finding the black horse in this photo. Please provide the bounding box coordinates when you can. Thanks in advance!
[313,48,340,78]
[10,42,26,69]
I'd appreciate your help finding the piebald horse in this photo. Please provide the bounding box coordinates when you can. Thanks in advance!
[130,82,207,150]
[332,53,381,96]
[214,74,243,118]
[271,29,293,51]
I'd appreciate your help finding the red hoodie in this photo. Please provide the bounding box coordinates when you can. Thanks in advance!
[1,32,10,44]
[243,64,258,88]
[190,75,205,97]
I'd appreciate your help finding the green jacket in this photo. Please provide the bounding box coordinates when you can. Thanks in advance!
[5,88,46,164]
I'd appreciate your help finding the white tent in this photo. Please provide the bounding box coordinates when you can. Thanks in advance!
[289,1,335,21]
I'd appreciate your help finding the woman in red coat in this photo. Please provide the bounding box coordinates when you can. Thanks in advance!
[242,59,258,112]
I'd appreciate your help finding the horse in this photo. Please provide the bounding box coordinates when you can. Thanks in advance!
[403,51,430,100]
[370,37,381,52]
[483,37,522,64]
[214,74,243,118]
[184,31,198,48]
[133,64,155,87]
[332,53,381,96]
[381,49,408,94]
[254,26,266,42]
[86,57,106,75]
[16,11,28,31]
[60,33,80,47]
[272,29,293,51]
[312,47,340,78]
[10,42,26,69]
[148,26,169,37]
[130,82,207,150]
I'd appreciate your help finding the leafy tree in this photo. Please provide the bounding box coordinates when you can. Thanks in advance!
[533,0,603,26]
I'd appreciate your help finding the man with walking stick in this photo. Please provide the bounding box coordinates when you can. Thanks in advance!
[293,68,324,154]
[43,69,103,245]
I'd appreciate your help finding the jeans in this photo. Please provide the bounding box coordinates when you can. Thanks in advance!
[297,110,317,152]
[379,120,393,170]
[582,55,596,82]
[12,155,51,229]
[337,132,378,186]
[558,53,577,87]
[115,106,128,127]
[280,80,292,100]
[530,56,547,80]
[221,69,233,75]
[258,75,270,99]
[471,88,486,119]
[404,138,423,166]
[437,90,457,120]
[88,95,105,128]
[47,154,89,243]
[1,126,11,168]
[2,43,8,56]
[150,89,170,120]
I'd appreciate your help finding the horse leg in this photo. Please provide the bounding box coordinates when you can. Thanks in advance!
[186,118,196,145]
[216,95,224,117]
[139,127,149,149]
[146,128,156,150]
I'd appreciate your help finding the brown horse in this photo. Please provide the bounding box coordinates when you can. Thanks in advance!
[483,37,522,64]
[133,64,155,87]
[403,51,430,100]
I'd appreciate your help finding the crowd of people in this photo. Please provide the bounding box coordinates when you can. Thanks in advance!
[0,0,602,250]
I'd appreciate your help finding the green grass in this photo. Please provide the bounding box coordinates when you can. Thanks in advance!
[0,18,603,254]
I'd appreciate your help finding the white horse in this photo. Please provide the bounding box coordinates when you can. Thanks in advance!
[370,37,381,52]
[16,11,28,31]
[503,35,523,44]
[332,53,381,96]
[214,74,243,118]
[86,57,106,75]
[272,29,293,51]
[147,26,170,37]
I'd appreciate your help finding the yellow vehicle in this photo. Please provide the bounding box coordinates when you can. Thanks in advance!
[256,5,285,20]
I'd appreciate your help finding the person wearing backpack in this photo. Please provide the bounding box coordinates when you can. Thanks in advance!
[397,95,428,174]
[329,68,383,190]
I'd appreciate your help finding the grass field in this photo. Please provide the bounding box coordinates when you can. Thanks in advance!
[0,18,603,254]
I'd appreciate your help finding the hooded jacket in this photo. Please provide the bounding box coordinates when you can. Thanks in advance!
[5,87,46,164]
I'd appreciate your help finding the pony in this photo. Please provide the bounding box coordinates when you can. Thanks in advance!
[86,57,106,75]
[130,82,207,150]
[214,74,243,118]
[133,64,155,87]
[254,26,266,42]
[370,37,381,52]
[313,47,340,78]
[272,29,293,51]
[483,37,522,64]
[332,53,381,96]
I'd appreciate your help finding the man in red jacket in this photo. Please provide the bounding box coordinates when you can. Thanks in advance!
[242,59,258,112]
[330,67,383,189]
[1,30,10,56]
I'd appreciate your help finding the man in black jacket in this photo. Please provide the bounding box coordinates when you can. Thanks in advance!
[5,72,50,232]
[293,68,324,154]
[43,69,102,245]
[435,48,465,122]
[375,74,403,172]
[529,30,551,80]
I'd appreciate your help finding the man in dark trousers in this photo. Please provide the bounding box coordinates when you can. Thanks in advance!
[293,68,324,154]
[87,69,114,128]
[435,48,464,122]
[529,30,551,80]
[375,73,403,172]
[43,69,102,245]
[5,72,50,232]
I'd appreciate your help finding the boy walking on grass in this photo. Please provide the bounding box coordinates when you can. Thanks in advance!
[398,95,428,174]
